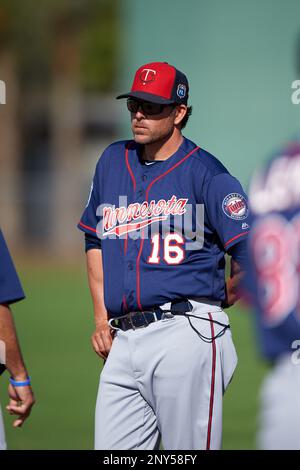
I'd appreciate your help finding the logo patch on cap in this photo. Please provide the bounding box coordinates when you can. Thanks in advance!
[222,193,248,220]
[177,84,186,99]
[140,68,157,85]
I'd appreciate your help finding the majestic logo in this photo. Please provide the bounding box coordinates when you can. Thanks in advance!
[140,68,157,85]
[222,193,248,220]
[102,195,188,237]
[177,84,186,99]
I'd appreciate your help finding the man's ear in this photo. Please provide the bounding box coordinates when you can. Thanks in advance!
[174,105,187,126]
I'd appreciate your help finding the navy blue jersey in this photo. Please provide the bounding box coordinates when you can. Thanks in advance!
[0,230,25,305]
[247,136,300,360]
[78,137,249,318]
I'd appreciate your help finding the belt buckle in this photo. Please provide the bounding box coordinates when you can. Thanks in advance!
[143,308,160,324]
[141,309,156,324]
[152,311,158,322]
[128,309,157,330]
[127,310,147,330]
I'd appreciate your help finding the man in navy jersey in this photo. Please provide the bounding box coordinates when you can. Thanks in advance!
[78,62,249,450]
[0,230,35,450]
[247,135,300,449]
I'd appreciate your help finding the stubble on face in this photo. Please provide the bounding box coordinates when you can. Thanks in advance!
[131,106,176,145]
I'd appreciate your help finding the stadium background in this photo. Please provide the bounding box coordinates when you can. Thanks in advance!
[0,0,299,449]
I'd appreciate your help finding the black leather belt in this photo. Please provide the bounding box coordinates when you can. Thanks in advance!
[112,299,193,331]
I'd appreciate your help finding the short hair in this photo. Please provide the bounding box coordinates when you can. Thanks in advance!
[180,106,192,129]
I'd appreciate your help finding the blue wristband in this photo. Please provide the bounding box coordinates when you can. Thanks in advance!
[9,376,31,387]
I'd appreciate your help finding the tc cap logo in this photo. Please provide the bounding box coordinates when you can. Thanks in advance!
[222,193,248,220]
[177,84,186,99]
[140,68,157,85]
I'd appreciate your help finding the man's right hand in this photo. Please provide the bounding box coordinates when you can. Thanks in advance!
[91,320,115,360]
[6,383,35,428]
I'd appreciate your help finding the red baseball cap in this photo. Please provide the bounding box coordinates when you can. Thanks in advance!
[116,62,189,105]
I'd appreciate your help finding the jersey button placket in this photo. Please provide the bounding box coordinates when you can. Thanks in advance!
[123,250,136,309]
[128,176,147,308]
[137,189,144,200]
[127,261,133,270]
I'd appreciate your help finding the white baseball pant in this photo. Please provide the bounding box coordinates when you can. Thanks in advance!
[0,404,7,450]
[95,299,238,450]
[257,353,300,450]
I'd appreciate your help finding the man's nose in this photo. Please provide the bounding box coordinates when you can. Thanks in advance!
[135,105,145,119]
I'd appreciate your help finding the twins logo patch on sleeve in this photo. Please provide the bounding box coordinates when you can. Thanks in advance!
[222,193,248,220]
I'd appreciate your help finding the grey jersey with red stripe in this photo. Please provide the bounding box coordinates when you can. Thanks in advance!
[78,137,249,318]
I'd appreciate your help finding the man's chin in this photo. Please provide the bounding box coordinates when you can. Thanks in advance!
[133,134,152,144]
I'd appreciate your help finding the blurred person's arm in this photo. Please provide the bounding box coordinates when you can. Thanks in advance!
[86,248,115,360]
[0,304,35,427]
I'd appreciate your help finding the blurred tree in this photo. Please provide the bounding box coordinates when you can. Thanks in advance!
[0,0,119,91]
[0,0,119,252]
[79,0,119,91]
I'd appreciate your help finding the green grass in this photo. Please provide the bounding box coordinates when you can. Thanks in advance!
[0,265,269,449]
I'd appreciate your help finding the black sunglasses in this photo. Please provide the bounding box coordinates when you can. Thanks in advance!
[127,98,174,115]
